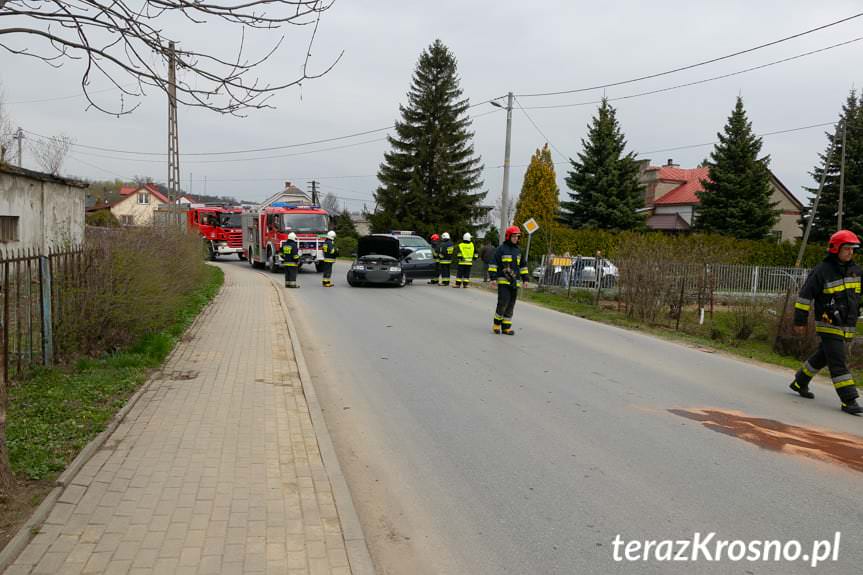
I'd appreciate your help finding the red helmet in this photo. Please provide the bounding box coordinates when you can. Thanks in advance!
[828,229,860,253]
[505,226,521,240]
[431,233,440,241]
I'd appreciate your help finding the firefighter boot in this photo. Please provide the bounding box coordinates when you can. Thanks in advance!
[841,399,862,416]
[493,315,502,334]
[502,320,515,335]
[789,381,815,399]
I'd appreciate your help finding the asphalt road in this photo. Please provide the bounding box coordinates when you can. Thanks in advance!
[238,260,863,575]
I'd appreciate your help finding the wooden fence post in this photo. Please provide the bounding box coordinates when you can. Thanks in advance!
[39,255,53,366]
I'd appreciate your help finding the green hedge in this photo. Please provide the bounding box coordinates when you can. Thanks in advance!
[542,227,825,267]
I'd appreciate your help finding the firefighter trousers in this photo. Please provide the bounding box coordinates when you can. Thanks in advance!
[429,261,440,284]
[439,263,451,285]
[455,264,472,286]
[494,283,518,331]
[321,261,334,286]
[794,335,859,402]
[284,263,299,287]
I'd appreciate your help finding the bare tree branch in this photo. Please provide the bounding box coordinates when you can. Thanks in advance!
[30,131,73,174]
[0,0,343,115]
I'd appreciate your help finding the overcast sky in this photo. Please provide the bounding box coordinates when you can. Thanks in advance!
[2,0,862,215]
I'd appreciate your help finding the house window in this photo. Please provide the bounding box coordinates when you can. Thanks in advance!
[120,215,134,226]
[0,216,19,242]
[137,192,150,205]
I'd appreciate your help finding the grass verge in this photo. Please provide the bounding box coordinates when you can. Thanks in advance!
[520,289,806,372]
[0,264,223,551]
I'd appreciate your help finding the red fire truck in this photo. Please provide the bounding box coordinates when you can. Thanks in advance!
[242,203,331,272]
[187,204,244,260]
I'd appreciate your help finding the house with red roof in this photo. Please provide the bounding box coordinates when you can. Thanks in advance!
[638,159,803,241]
[87,183,170,226]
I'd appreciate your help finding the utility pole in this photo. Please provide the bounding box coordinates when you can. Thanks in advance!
[797,122,840,267]
[167,41,181,198]
[13,127,24,167]
[838,117,847,230]
[189,172,193,196]
[497,93,514,243]
[310,180,319,205]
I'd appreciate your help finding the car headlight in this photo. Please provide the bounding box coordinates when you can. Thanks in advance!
[389,266,401,272]
[353,265,365,271]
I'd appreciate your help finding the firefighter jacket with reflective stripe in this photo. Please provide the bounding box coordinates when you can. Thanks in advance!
[794,254,862,339]
[456,241,476,265]
[430,240,440,262]
[281,239,300,266]
[322,239,337,263]
[489,241,529,285]
[438,240,454,264]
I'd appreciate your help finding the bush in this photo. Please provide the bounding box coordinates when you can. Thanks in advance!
[52,226,210,360]
[336,236,358,257]
[547,228,824,267]
[727,297,770,341]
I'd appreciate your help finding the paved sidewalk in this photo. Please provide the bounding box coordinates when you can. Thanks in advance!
[6,265,353,575]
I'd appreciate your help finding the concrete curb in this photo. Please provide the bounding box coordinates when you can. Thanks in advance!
[264,273,377,575]
[0,280,219,575]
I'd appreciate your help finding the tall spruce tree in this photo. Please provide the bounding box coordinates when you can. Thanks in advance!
[801,90,863,241]
[513,144,560,253]
[561,99,643,230]
[370,40,487,236]
[693,96,778,239]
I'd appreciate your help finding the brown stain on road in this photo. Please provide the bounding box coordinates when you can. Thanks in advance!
[669,408,863,473]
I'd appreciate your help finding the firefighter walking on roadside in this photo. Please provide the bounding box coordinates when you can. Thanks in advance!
[438,232,454,286]
[454,232,477,288]
[321,230,337,287]
[429,233,441,284]
[790,229,863,415]
[489,226,529,335]
[282,232,300,288]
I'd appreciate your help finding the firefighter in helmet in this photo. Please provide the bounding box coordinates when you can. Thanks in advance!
[790,229,862,415]
[488,226,529,334]
[438,232,454,286]
[429,233,441,284]
[454,232,477,288]
[321,230,337,287]
[282,232,300,288]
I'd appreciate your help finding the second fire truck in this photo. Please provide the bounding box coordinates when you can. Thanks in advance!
[242,203,331,272]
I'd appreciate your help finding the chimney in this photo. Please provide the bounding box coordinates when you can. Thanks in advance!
[666,158,679,168]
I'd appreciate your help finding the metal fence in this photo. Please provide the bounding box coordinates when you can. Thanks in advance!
[536,254,811,297]
[0,246,87,382]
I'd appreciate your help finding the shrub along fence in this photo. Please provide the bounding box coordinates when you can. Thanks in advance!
[0,226,210,382]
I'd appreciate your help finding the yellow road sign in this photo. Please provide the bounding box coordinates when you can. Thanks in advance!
[523,218,539,235]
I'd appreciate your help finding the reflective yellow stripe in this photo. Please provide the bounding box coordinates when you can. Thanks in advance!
[285,263,298,267]
[823,282,861,294]
[497,278,511,285]
[488,265,497,272]
[802,366,814,377]
[323,259,336,263]
[834,379,856,389]
[502,256,513,262]
[794,302,811,311]
[815,325,855,338]
[520,268,529,275]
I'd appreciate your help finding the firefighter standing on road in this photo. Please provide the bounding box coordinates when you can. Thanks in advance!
[489,226,529,335]
[790,229,863,415]
[429,233,441,284]
[282,232,300,288]
[454,232,477,288]
[438,232,454,286]
[321,230,337,287]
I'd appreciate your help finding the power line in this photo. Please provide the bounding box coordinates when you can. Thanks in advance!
[513,95,569,162]
[5,85,130,105]
[515,12,863,98]
[521,37,863,111]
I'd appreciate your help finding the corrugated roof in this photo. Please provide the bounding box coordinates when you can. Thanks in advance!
[653,166,710,205]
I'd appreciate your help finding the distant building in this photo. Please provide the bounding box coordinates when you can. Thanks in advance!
[259,181,312,208]
[638,159,803,240]
[0,163,88,253]
[87,183,170,226]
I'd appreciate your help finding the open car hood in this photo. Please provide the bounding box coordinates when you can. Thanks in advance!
[357,235,401,259]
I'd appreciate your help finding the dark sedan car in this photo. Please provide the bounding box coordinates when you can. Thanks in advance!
[400,247,437,279]
[347,235,409,287]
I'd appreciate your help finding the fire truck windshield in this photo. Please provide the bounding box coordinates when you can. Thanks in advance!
[219,213,242,228]
[280,213,328,232]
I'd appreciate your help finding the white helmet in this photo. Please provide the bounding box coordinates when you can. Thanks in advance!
[287,232,297,241]
[463,232,472,241]
[441,232,450,240]
[327,230,336,240]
